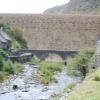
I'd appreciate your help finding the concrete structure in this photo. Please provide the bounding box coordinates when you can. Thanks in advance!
[11,49,78,61]
[0,14,100,51]
[95,40,100,67]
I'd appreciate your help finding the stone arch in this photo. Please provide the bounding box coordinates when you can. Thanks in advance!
[45,53,63,62]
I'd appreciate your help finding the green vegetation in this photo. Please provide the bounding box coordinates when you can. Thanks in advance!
[0,23,27,49]
[0,23,26,83]
[0,72,7,83]
[68,69,100,100]
[38,61,64,84]
[67,48,94,77]
[67,48,100,100]
[64,83,76,93]
[44,0,100,14]
[12,39,21,49]
[9,28,27,48]
[3,61,24,75]
[0,48,10,57]
[30,56,40,64]
[0,55,23,82]
[0,56,3,71]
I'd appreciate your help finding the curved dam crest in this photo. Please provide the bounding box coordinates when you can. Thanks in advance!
[0,14,100,50]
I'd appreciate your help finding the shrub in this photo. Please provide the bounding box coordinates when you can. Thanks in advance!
[0,23,27,48]
[0,72,7,83]
[12,39,21,49]
[68,69,100,100]
[0,56,3,71]
[30,56,40,64]
[3,61,15,74]
[93,75,100,81]
[67,48,94,77]
[0,49,9,57]
[86,70,100,82]
[64,83,76,93]
[3,61,23,75]
[11,29,27,48]
[0,59,23,83]
[38,61,64,84]
[12,62,24,74]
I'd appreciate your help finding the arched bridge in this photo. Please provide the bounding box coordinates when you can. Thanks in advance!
[11,49,78,62]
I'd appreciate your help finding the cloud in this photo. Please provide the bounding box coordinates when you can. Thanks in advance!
[0,0,69,13]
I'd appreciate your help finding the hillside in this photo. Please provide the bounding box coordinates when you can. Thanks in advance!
[44,0,100,14]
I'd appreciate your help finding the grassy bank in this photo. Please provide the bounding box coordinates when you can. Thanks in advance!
[68,69,100,100]
[38,61,64,84]
[0,55,24,83]
[67,48,94,77]
[0,23,26,82]
[66,48,100,100]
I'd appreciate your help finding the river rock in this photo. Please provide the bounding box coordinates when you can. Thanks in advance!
[42,87,49,92]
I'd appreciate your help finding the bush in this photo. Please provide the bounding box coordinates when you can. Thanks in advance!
[3,61,14,74]
[11,29,27,48]
[0,72,7,83]
[3,61,23,75]
[67,48,94,77]
[0,23,27,48]
[12,39,21,49]
[12,62,24,74]
[68,69,100,100]
[38,61,64,84]
[86,70,100,82]
[93,75,100,81]
[0,49,9,57]
[30,56,40,64]
[0,59,23,83]
[0,56,3,71]
[64,83,76,93]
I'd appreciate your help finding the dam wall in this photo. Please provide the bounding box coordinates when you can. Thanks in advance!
[0,14,100,50]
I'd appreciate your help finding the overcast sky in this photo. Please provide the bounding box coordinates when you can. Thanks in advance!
[0,0,70,13]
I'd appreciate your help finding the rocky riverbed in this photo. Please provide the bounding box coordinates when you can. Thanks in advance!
[0,64,80,100]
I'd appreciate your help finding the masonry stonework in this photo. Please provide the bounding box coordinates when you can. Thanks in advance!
[0,14,100,50]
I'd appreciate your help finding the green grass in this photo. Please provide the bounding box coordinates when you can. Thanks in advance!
[0,23,27,48]
[3,61,24,75]
[12,39,21,49]
[68,69,100,100]
[38,61,64,84]
[64,83,76,93]
[67,48,94,77]
[0,72,8,83]
[0,56,24,82]
[30,56,40,64]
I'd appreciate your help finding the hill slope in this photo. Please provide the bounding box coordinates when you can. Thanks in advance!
[44,0,100,14]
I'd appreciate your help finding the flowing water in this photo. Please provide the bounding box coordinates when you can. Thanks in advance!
[0,64,80,100]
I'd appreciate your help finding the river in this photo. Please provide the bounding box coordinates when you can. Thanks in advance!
[0,64,80,100]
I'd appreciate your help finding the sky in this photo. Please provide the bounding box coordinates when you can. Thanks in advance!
[0,0,70,13]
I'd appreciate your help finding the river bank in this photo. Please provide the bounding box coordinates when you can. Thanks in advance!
[0,64,80,100]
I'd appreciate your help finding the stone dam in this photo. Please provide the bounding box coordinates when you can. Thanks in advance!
[0,14,100,51]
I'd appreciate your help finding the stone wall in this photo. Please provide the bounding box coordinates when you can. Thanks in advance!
[0,14,100,50]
